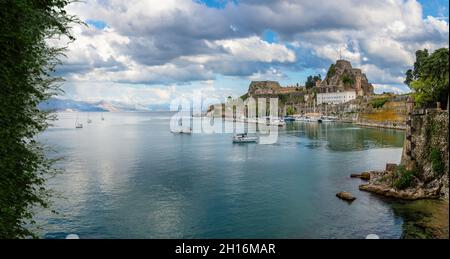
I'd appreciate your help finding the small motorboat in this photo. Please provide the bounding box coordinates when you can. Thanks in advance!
[266,117,285,127]
[306,116,322,123]
[275,119,286,127]
[320,116,337,122]
[284,116,295,122]
[233,133,258,143]
[171,127,192,134]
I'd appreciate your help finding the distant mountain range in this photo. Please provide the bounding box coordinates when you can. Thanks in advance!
[39,98,170,112]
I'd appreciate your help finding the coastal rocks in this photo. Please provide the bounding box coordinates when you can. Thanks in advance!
[350,172,371,180]
[356,168,441,200]
[385,163,398,172]
[336,192,356,202]
[354,109,449,201]
[359,183,440,200]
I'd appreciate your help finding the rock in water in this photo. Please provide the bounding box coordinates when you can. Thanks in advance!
[360,172,371,180]
[336,192,356,201]
[350,172,370,180]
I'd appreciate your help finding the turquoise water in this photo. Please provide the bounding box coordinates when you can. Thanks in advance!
[36,112,406,239]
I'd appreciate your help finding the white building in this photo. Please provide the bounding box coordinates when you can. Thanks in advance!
[316,91,356,105]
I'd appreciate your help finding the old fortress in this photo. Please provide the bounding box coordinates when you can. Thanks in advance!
[247,59,374,106]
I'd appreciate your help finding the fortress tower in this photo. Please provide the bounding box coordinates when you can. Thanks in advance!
[355,74,363,96]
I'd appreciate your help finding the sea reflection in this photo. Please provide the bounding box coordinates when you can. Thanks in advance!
[35,112,406,239]
[284,122,404,151]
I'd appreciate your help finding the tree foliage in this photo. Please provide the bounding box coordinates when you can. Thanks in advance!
[430,148,445,176]
[393,165,416,190]
[286,106,295,116]
[405,48,449,108]
[0,0,79,238]
[342,74,354,86]
[371,97,388,109]
[404,49,429,86]
[326,64,336,84]
[305,74,321,89]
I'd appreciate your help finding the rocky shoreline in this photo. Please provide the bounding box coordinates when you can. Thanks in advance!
[336,120,406,130]
[355,122,406,130]
[345,169,448,239]
[358,170,441,200]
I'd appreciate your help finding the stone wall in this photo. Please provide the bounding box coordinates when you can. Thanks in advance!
[305,95,408,128]
[248,81,281,95]
[357,95,408,128]
[402,109,449,198]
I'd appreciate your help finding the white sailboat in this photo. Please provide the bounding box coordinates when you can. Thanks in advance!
[75,113,83,128]
[87,113,92,124]
[171,117,192,134]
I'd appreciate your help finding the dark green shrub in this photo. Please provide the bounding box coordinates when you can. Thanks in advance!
[394,165,415,190]
[326,64,336,80]
[430,148,445,176]
[371,98,388,108]
[342,74,354,85]
[240,93,249,101]
[286,106,296,115]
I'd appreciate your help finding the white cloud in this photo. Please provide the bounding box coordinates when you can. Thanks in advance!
[57,0,449,104]
[373,84,409,94]
[360,64,405,84]
[213,36,296,63]
[310,42,362,65]
[248,67,286,81]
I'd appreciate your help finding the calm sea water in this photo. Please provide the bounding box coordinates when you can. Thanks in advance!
[35,112,406,239]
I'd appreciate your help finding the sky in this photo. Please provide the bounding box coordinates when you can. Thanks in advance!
[57,0,449,105]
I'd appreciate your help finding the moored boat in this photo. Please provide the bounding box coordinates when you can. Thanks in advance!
[284,116,295,122]
[320,116,337,122]
[171,127,192,134]
[233,133,258,143]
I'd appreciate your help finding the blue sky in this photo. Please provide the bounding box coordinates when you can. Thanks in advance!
[61,0,449,105]
[419,0,449,18]
[86,19,108,30]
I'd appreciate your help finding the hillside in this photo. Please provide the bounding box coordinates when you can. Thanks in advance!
[39,98,170,112]
[319,59,374,96]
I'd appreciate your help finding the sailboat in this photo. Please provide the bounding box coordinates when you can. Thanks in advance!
[101,113,105,121]
[75,113,83,128]
[87,112,92,124]
[171,116,192,134]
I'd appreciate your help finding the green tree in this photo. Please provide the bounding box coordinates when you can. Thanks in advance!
[326,64,336,84]
[286,106,295,116]
[305,74,321,89]
[0,0,79,238]
[405,48,448,108]
[342,74,354,86]
[404,49,429,86]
